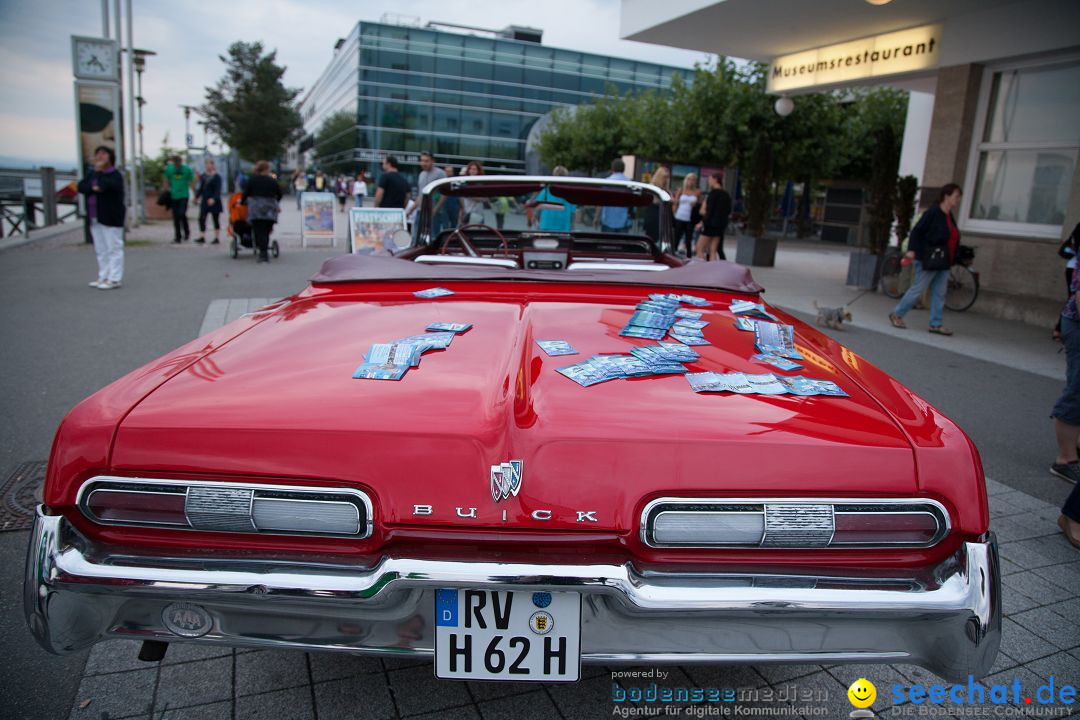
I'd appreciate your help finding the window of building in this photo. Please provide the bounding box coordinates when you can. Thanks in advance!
[460,110,489,136]
[964,58,1080,237]
[434,107,461,133]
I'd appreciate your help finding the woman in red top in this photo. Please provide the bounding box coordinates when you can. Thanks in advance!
[889,183,963,336]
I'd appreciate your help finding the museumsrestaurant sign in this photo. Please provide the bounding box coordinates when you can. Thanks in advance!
[767,24,943,93]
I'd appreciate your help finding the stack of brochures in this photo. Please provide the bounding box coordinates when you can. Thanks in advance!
[352,324,469,380]
[685,372,847,396]
[556,346,693,387]
[619,293,713,345]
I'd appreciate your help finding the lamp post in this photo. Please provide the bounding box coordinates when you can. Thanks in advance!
[179,104,198,162]
[131,48,155,221]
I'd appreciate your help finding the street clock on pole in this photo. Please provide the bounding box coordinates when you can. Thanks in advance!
[72,36,120,82]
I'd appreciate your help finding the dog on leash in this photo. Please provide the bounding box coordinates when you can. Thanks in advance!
[814,301,853,330]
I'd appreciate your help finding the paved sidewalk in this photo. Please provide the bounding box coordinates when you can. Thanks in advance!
[735,238,1066,381]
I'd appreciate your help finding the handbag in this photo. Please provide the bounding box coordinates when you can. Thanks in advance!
[156,189,172,209]
[923,245,950,271]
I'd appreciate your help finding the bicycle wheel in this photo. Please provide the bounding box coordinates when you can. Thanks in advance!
[944,265,979,312]
[879,253,903,299]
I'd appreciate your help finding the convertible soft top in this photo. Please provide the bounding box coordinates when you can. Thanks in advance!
[310,254,764,294]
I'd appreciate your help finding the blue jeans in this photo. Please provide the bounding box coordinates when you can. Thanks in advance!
[893,260,948,328]
[601,224,628,233]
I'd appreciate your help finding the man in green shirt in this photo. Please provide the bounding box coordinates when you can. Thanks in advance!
[163,155,196,243]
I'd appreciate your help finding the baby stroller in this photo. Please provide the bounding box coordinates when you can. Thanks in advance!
[227,192,279,260]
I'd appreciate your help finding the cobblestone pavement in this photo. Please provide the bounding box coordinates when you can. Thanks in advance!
[64,478,1080,720]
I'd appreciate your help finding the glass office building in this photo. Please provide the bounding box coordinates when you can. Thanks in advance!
[295,21,690,181]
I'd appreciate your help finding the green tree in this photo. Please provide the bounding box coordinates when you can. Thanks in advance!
[200,41,303,162]
[313,110,357,174]
[536,88,632,175]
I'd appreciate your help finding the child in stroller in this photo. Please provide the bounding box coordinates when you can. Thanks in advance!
[227,191,278,259]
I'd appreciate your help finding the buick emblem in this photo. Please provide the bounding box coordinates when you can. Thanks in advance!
[490,460,523,502]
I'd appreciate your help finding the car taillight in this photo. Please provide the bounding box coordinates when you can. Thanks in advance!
[641,499,948,549]
[78,477,372,537]
[86,487,188,525]
[832,509,941,545]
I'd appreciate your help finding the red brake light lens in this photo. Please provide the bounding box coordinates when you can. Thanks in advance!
[86,487,188,525]
[832,511,940,545]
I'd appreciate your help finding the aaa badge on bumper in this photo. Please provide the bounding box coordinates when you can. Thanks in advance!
[434,589,581,681]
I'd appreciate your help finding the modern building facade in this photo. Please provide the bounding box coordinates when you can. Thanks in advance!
[622,0,1080,327]
[294,20,689,181]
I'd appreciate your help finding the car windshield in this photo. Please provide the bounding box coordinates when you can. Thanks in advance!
[422,177,668,243]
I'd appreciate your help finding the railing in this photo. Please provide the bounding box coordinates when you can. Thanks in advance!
[0,167,81,238]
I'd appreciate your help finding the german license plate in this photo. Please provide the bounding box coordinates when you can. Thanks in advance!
[434,589,581,681]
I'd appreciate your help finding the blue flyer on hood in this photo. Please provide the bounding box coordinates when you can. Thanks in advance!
[426,322,472,334]
[364,342,422,367]
[352,363,409,380]
[536,340,578,357]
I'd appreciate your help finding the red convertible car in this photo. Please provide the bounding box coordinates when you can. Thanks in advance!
[26,175,999,683]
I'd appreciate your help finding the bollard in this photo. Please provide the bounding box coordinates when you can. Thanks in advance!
[41,167,57,227]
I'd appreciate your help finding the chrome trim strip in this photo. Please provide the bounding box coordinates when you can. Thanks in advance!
[23,510,1001,681]
[639,497,951,549]
[76,476,375,539]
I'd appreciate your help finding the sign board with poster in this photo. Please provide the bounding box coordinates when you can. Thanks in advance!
[349,207,408,254]
[74,81,120,176]
[300,192,336,247]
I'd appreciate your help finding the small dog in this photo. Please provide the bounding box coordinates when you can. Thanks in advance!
[814,301,853,330]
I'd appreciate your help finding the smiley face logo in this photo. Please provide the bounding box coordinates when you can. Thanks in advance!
[847,678,876,709]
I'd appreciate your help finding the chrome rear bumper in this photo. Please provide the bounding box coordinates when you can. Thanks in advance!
[25,509,1000,681]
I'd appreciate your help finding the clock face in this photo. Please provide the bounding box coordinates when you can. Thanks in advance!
[75,40,117,79]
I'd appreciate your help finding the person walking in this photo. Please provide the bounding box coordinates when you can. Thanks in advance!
[410,152,447,238]
[163,155,195,243]
[313,170,327,193]
[352,171,368,207]
[441,165,460,231]
[194,157,223,245]
[242,160,281,263]
[1053,220,1080,341]
[695,173,732,261]
[335,174,350,213]
[641,166,670,245]
[1051,255,1080,546]
[671,173,701,255]
[888,183,963,336]
[78,145,125,289]
[374,156,410,209]
[598,159,631,233]
[292,170,307,210]
[459,160,485,225]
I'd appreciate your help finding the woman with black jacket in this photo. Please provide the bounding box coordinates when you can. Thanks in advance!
[241,160,281,263]
[194,157,223,245]
[78,145,125,289]
[889,183,963,336]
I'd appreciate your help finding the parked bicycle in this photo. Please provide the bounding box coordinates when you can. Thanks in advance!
[879,244,979,312]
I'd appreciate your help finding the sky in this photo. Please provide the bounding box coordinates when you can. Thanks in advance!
[0,0,711,169]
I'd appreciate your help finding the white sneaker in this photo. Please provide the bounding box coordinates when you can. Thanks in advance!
[97,280,122,290]
[89,279,105,288]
